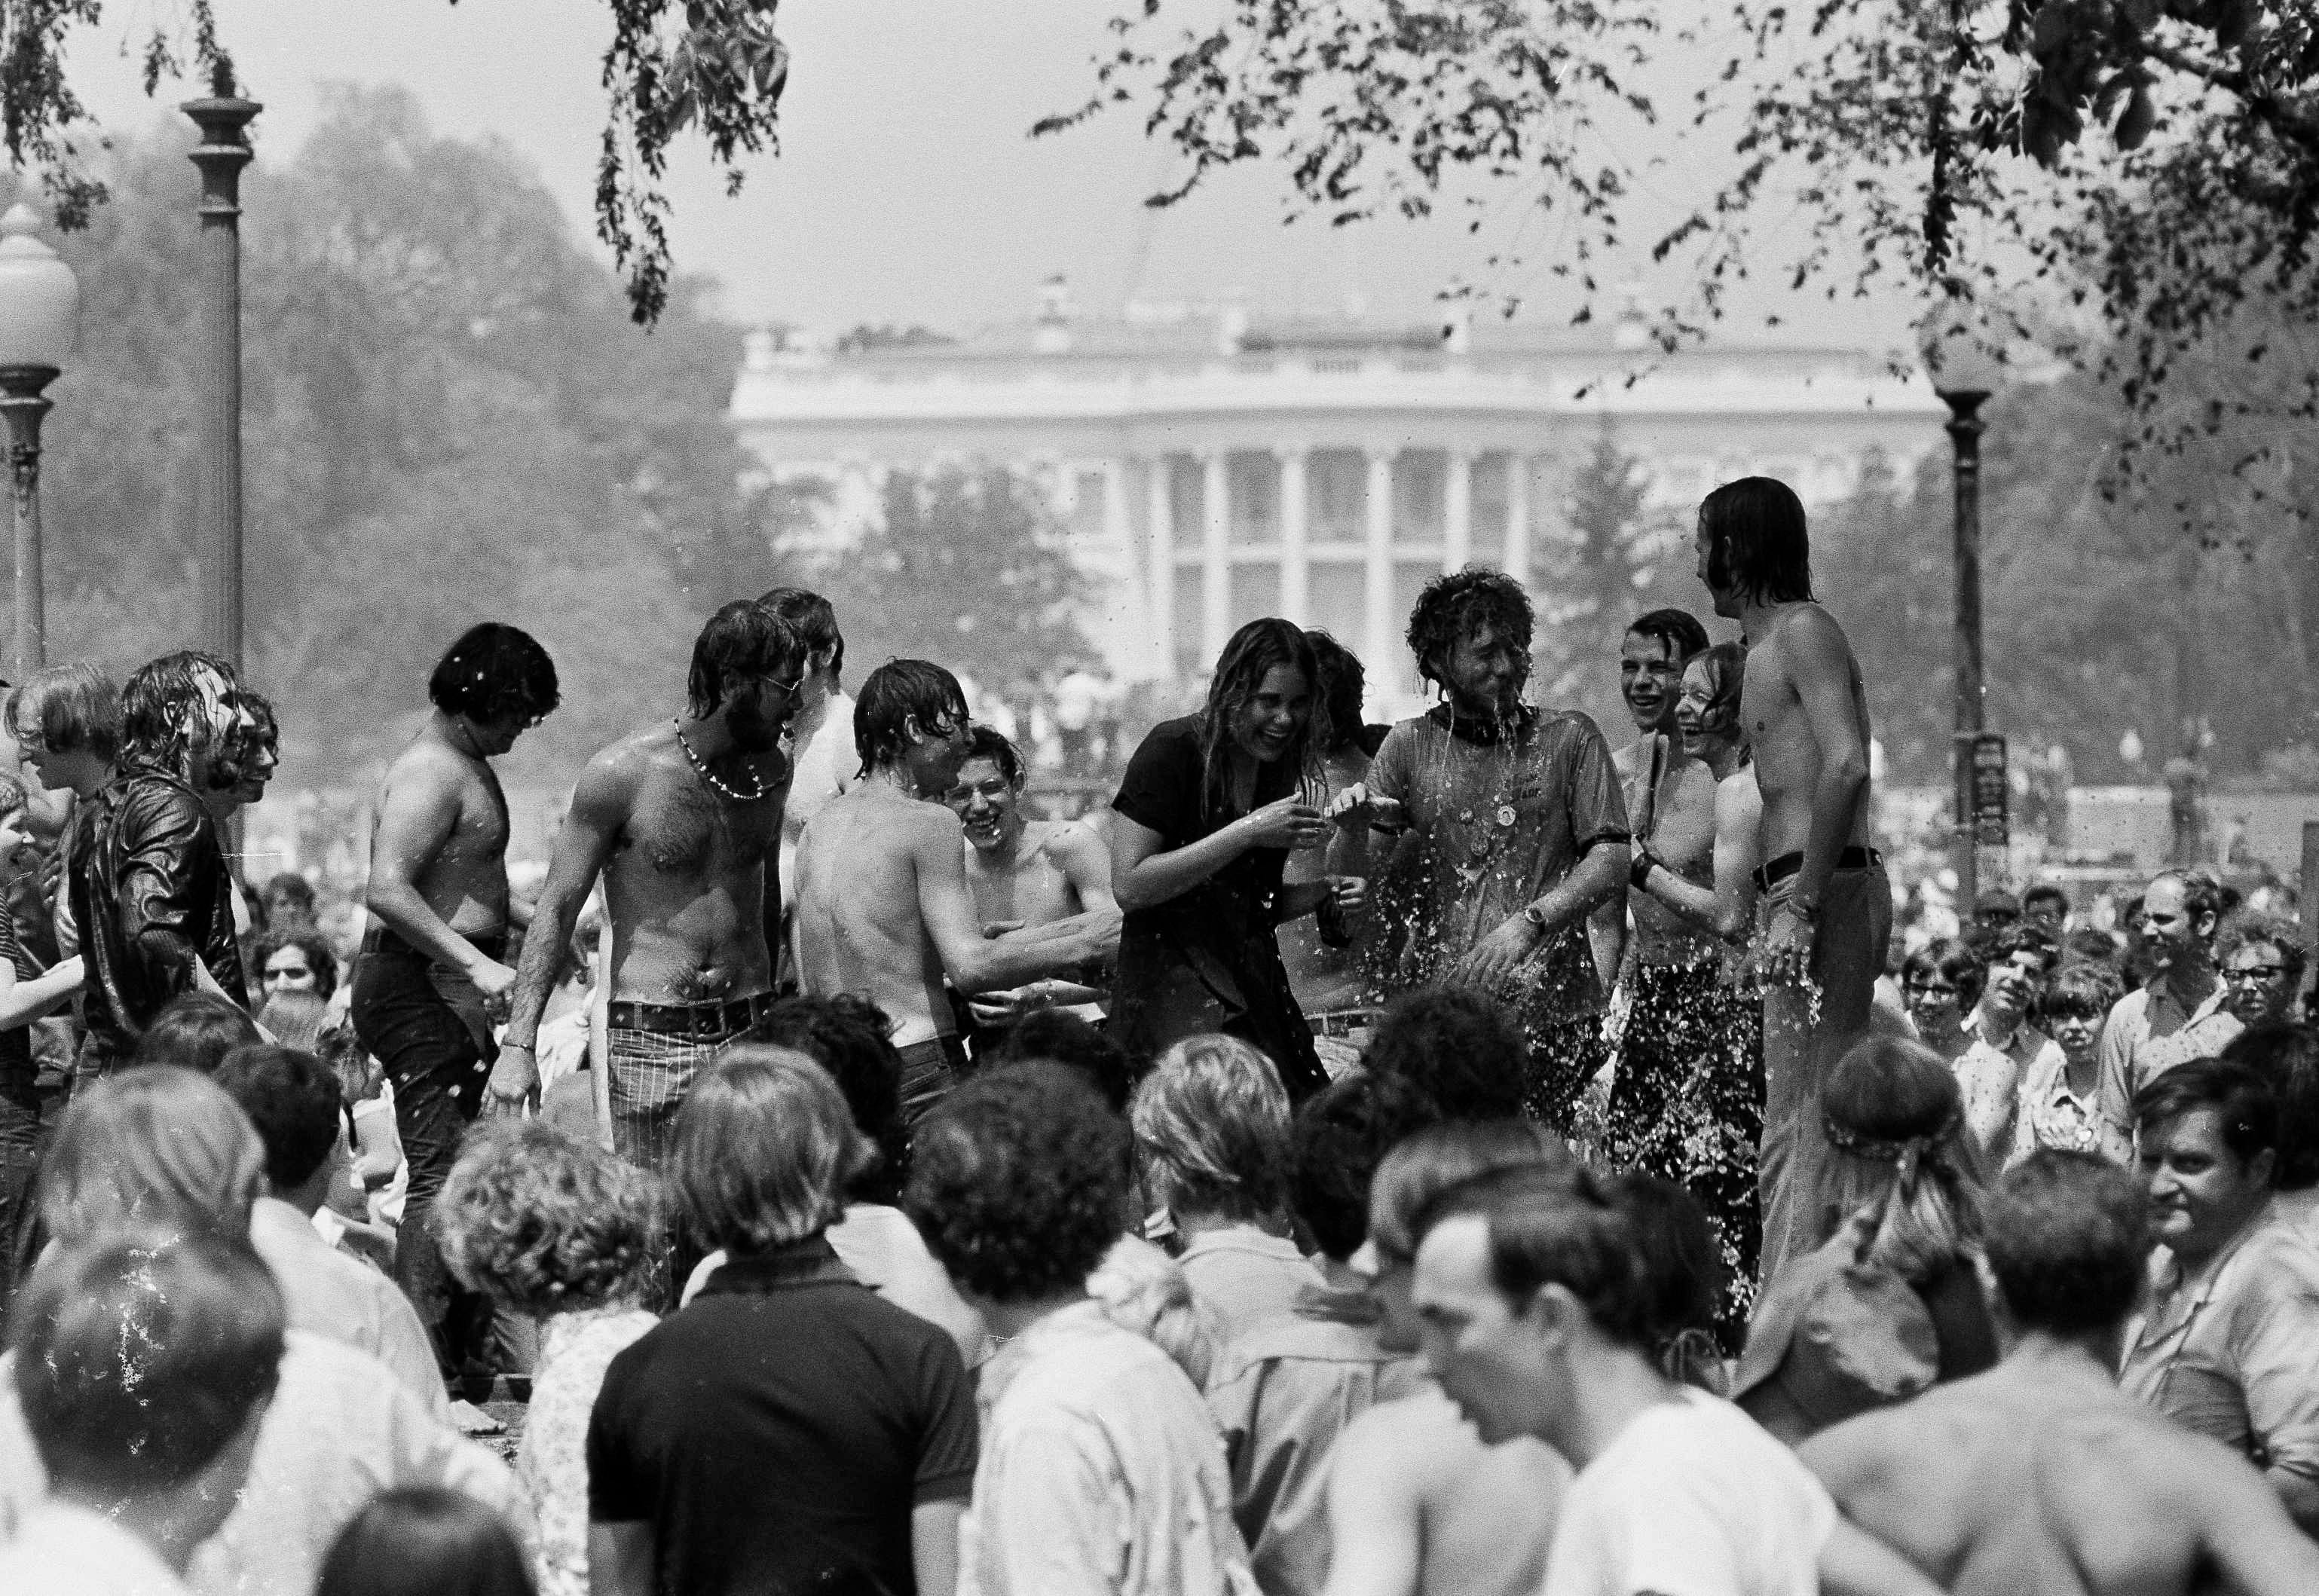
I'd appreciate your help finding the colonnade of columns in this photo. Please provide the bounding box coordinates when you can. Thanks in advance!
[1133,447,1539,680]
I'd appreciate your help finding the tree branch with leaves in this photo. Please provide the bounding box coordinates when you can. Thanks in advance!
[0,0,788,323]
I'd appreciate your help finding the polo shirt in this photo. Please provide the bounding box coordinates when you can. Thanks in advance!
[587,1236,977,1596]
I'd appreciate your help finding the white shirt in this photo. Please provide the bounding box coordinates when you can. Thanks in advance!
[1543,1390,1835,1596]
[248,1196,447,1420]
[0,1500,188,1596]
[0,1335,517,1596]
[959,1301,1256,1596]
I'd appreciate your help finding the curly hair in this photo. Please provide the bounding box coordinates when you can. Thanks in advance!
[251,926,340,1000]
[1405,569,1533,689]
[1132,1035,1293,1225]
[1363,986,1527,1121]
[1290,1071,1442,1261]
[2217,909,2308,986]
[904,1061,1130,1304]
[1087,1234,1217,1388]
[434,1119,659,1317]
[427,622,560,728]
[748,992,909,1206]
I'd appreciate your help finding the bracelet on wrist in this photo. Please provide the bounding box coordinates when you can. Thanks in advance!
[500,1038,536,1053]
[1629,849,1656,891]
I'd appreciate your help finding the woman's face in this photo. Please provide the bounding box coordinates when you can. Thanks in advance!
[1229,665,1313,764]
[262,944,320,995]
[1673,660,1733,756]
[2046,1006,2101,1068]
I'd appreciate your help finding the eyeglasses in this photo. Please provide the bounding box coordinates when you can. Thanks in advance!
[2226,966,2290,985]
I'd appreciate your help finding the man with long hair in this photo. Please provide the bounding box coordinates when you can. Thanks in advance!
[65,650,249,1079]
[1334,572,1629,1130]
[1694,477,1889,1280]
[794,659,1115,1119]
[494,602,803,1250]
[355,621,558,1376]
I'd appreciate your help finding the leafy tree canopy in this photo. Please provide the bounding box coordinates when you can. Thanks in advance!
[1,0,787,323]
[1045,1,2319,469]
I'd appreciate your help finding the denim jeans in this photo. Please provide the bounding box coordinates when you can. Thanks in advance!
[0,1096,38,1316]
[351,928,499,1377]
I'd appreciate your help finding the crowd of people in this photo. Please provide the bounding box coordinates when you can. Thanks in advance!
[0,475,2314,1595]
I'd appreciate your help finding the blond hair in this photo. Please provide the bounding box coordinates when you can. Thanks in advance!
[41,1067,266,1245]
[1131,1035,1291,1225]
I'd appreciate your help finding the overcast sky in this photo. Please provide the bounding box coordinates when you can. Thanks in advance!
[65,0,1912,343]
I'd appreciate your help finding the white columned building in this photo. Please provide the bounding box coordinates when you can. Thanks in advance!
[730,296,1945,715]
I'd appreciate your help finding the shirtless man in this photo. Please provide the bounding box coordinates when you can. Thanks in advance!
[760,587,853,968]
[942,725,1117,1037]
[491,601,800,1191]
[353,624,557,1367]
[792,659,1117,1121]
[1598,609,1710,992]
[1696,476,1889,1279]
[1803,1149,2319,1596]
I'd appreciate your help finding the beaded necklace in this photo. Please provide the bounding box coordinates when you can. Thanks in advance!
[673,720,772,803]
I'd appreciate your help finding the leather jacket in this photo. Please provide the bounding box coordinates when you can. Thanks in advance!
[66,766,249,1054]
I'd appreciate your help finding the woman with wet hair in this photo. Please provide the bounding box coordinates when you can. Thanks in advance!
[1109,618,1357,1097]
[1730,1035,1996,1445]
[1619,639,1767,1344]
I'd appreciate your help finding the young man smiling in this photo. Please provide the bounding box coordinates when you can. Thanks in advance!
[1334,571,1629,1131]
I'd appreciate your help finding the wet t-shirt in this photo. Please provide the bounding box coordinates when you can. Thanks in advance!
[1365,706,1628,1024]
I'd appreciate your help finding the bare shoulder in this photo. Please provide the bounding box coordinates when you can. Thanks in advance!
[1043,818,1109,864]
[571,724,672,809]
[1772,602,1860,669]
[379,732,470,796]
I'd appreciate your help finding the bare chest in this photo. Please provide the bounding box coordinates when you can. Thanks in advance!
[964,832,1081,925]
[620,762,782,881]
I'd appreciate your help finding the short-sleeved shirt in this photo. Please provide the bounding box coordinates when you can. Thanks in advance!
[1109,717,1323,1090]
[2095,977,2243,1140]
[2121,1199,2319,1481]
[1364,707,1628,1024]
[1950,1010,2061,1173]
[1543,1390,1837,1596]
[2009,1050,2131,1168]
[587,1236,977,1596]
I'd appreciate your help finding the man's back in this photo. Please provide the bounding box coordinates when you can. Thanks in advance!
[794,786,952,1039]
[1804,1359,2319,1596]
[587,1249,976,1596]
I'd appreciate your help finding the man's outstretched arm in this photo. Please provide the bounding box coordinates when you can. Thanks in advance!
[491,755,629,1108]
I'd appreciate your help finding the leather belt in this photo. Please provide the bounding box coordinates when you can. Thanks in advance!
[1308,1008,1378,1039]
[1752,846,1882,894]
[605,991,775,1038]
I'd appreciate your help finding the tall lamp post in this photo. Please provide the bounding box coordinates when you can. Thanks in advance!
[1921,319,2005,919]
[0,205,81,678]
[184,90,260,676]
